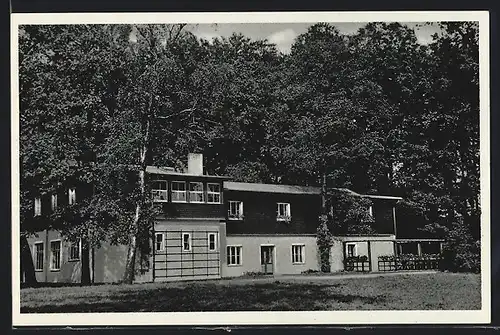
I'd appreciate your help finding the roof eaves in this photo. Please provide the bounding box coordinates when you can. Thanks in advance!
[330,188,402,201]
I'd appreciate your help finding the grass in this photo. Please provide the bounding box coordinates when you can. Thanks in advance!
[20,272,481,313]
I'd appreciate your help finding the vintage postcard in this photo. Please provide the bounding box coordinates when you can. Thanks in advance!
[11,11,490,326]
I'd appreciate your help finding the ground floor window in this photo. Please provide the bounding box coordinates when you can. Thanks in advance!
[50,240,62,271]
[155,233,165,252]
[182,233,191,251]
[227,245,242,266]
[346,243,357,258]
[34,242,44,271]
[208,233,217,251]
[69,239,80,261]
[291,244,305,264]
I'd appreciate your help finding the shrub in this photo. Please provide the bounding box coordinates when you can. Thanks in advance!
[441,218,480,273]
[302,269,320,274]
[243,271,267,278]
[316,215,333,272]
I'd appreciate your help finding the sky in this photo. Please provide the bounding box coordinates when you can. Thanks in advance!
[187,22,441,54]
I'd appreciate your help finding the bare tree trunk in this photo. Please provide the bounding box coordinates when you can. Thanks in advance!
[21,235,37,286]
[123,202,141,284]
[123,119,150,284]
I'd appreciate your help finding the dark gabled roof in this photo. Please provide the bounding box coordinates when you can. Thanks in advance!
[146,166,231,179]
[224,181,321,195]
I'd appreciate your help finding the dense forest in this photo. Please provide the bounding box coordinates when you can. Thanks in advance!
[19,22,480,283]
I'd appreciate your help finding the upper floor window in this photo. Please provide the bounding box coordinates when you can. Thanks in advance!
[228,201,244,220]
[171,181,187,202]
[277,202,291,221]
[68,188,76,205]
[34,197,42,216]
[51,193,58,212]
[189,182,204,203]
[207,183,221,204]
[152,180,168,202]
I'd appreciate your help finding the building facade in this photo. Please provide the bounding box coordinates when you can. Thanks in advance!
[24,153,442,283]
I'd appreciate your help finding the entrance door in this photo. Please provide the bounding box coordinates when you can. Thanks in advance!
[260,246,274,274]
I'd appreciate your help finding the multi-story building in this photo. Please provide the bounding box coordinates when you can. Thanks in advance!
[24,153,443,283]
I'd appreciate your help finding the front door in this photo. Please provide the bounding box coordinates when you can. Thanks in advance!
[260,246,274,274]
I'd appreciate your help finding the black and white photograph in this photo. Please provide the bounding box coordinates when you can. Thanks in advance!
[11,11,490,325]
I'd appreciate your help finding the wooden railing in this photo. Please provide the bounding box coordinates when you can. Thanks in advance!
[378,254,442,272]
[344,255,370,272]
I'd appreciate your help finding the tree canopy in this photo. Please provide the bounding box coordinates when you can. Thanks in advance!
[19,21,481,278]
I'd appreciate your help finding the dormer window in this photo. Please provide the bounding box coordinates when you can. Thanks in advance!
[68,188,76,205]
[228,201,244,220]
[207,183,221,204]
[277,203,291,222]
[151,180,168,202]
[171,181,187,202]
[34,197,42,216]
[189,182,204,203]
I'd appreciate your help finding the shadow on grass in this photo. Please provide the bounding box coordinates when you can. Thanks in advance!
[21,282,386,313]
[21,282,116,289]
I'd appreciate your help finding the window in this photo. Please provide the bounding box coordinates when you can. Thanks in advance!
[291,244,305,264]
[368,205,373,217]
[171,181,186,202]
[69,239,80,261]
[182,233,191,251]
[207,183,221,203]
[50,240,62,271]
[34,197,41,216]
[68,188,76,205]
[228,201,244,220]
[189,182,204,203]
[34,242,44,271]
[51,193,58,212]
[227,246,242,266]
[155,233,165,252]
[208,233,217,251]
[346,243,357,258]
[277,203,291,221]
[151,180,168,202]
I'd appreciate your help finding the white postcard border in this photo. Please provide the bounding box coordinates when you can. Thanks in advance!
[11,10,491,326]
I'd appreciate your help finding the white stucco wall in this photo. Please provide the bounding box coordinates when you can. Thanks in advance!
[223,235,320,277]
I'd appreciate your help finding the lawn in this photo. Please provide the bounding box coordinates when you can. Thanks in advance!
[20,272,481,313]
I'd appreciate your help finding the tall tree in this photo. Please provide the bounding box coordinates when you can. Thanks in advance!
[19,25,124,284]
[104,25,215,283]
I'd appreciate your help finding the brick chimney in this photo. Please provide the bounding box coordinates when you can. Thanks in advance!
[187,153,203,175]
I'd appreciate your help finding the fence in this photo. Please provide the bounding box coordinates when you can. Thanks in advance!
[344,256,370,272]
[378,255,442,272]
